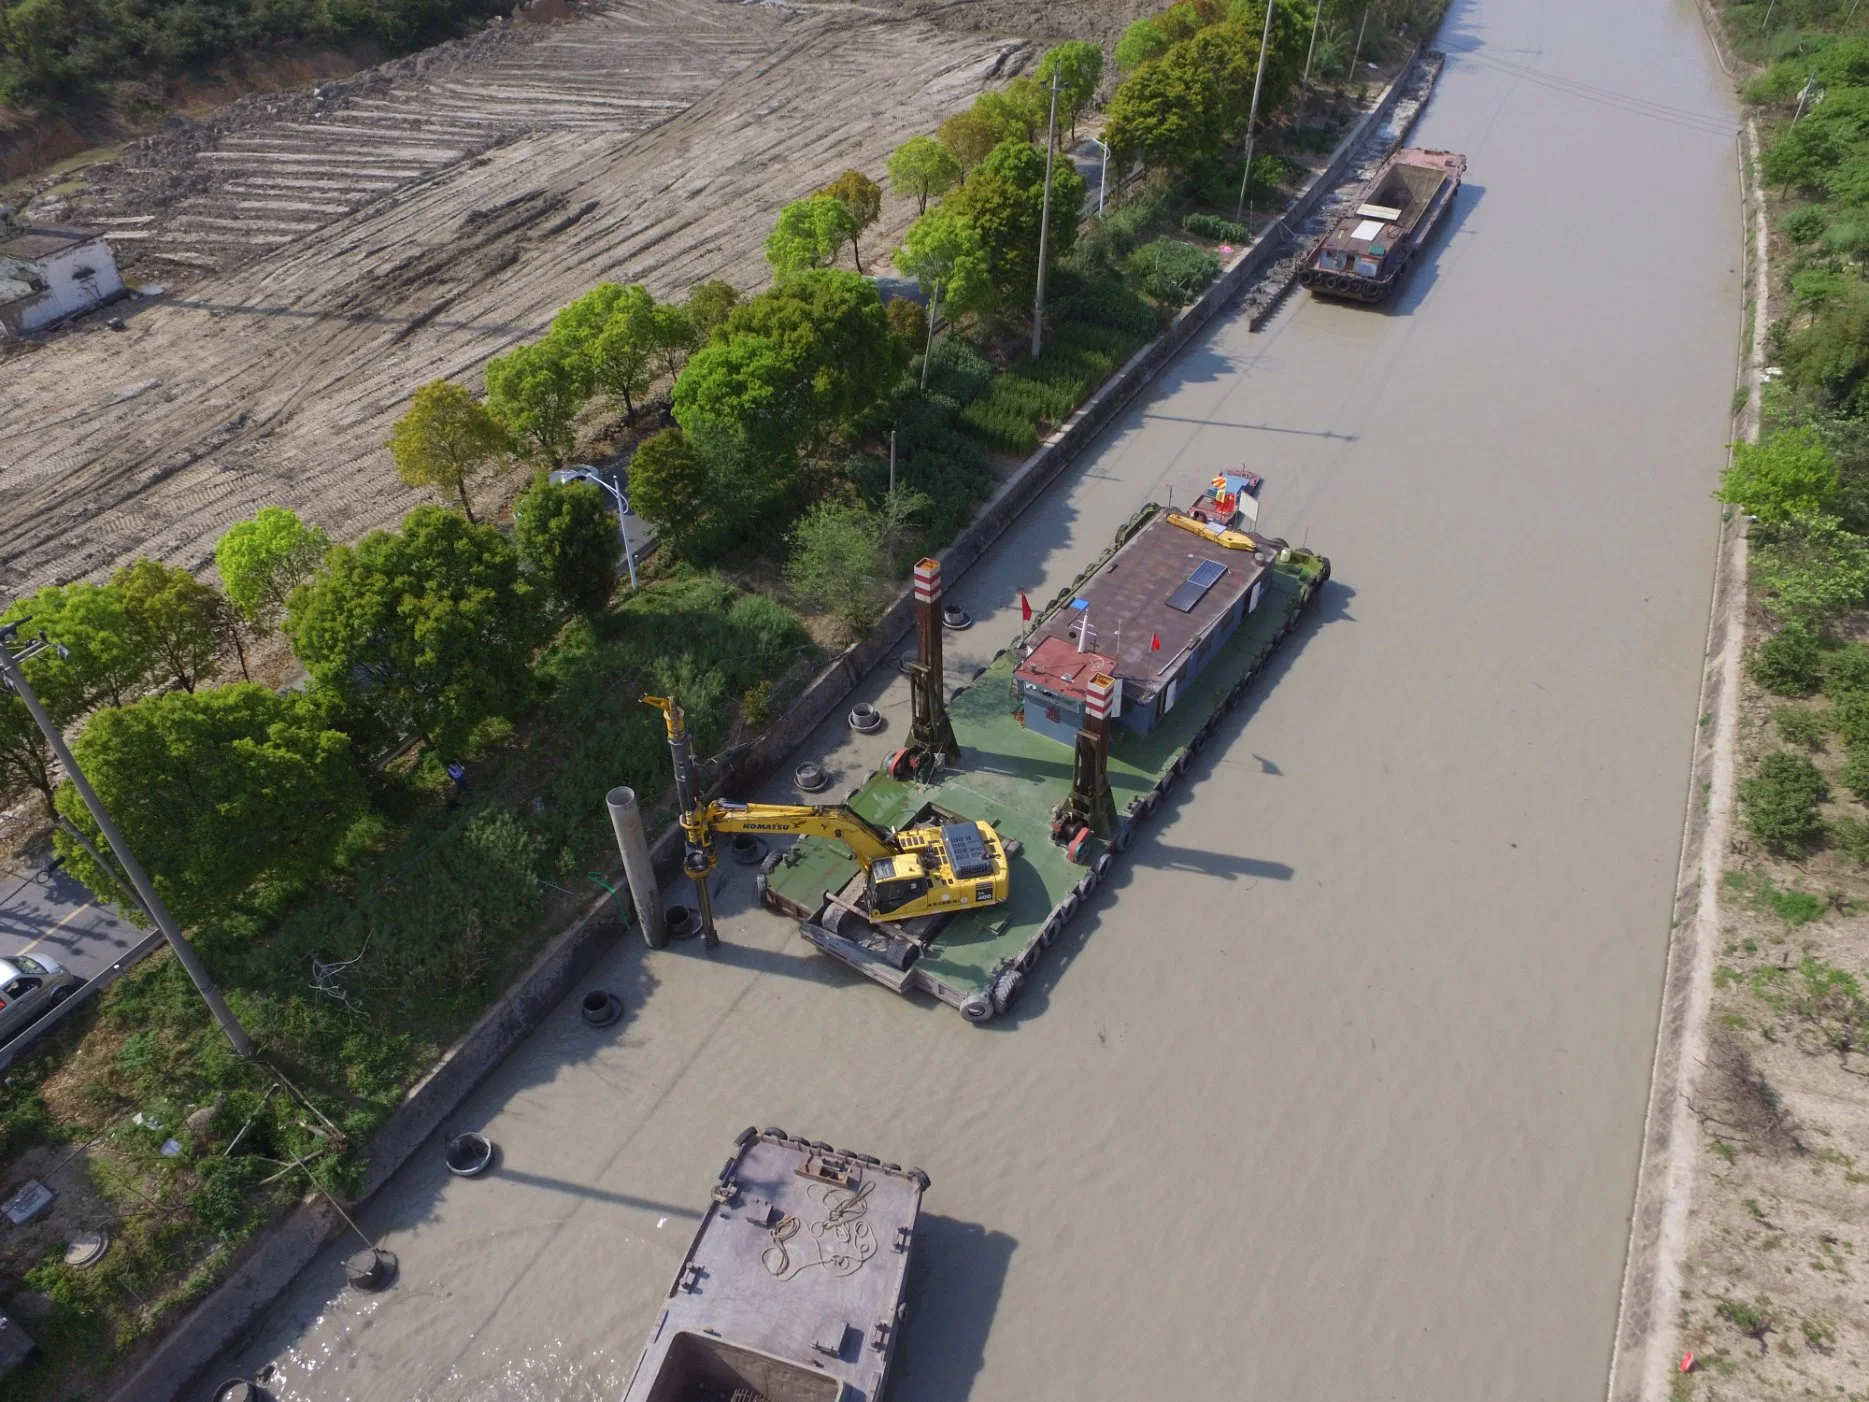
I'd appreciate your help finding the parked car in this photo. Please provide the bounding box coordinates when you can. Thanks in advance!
[0,956,79,1044]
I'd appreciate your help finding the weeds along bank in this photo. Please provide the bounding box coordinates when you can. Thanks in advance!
[0,4,1441,1397]
[1657,2,1869,1396]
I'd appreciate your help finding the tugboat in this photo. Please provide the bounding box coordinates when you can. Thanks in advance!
[620,1127,928,1402]
[1299,147,1466,303]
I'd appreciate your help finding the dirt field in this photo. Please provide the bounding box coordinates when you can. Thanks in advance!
[0,0,1055,597]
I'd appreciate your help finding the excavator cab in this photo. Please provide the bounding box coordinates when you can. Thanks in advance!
[868,854,932,916]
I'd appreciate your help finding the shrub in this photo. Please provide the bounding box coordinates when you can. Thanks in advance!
[1126,238,1222,305]
[1828,813,1869,865]
[923,336,994,405]
[1750,625,1824,695]
[1842,744,1869,803]
[1837,691,1869,747]
[1786,205,1828,244]
[1823,642,1869,697]
[1740,750,1829,852]
[1182,211,1249,243]
[1775,705,1827,749]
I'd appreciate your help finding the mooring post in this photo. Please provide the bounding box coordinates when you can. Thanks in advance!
[607,786,666,949]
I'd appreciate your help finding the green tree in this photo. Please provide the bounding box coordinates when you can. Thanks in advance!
[897,204,996,318]
[484,338,590,468]
[553,283,660,423]
[53,685,365,929]
[1753,512,1869,628]
[1739,750,1828,854]
[949,138,1086,309]
[215,506,331,639]
[112,558,225,694]
[387,379,512,521]
[974,76,1049,144]
[285,506,540,753]
[1719,428,1840,529]
[676,269,906,462]
[784,499,886,638]
[816,169,884,273]
[649,300,700,380]
[1106,38,1227,167]
[513,476,618,619]
[1037,40,1104,136]
[937,110,1000,172]
[684,280,740,342]
[0,687,58,816]
[887,134,961,215]
[626,428,719,562]
[1116,17,1172,71]
[766,195,861,278]
[0,582,152,711]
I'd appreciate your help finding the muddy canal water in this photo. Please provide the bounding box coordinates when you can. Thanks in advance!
[210,1,1740,1397]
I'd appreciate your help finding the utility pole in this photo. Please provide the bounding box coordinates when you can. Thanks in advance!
[1235,0,1280,223]
[1031,66,1062,361]
[0,621,254,1058]
[1296,0,1323,133]
[889,429,897,496]
[1350,6,1370,81]
[920,280,939,390]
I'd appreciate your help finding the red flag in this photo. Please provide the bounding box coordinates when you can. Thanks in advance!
[1150,632,1161,652]
[1020,592,1032,621]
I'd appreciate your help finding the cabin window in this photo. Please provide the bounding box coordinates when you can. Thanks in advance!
[1319,248,1346,271]
[1355,256,1381,278]
[872,875,929,914]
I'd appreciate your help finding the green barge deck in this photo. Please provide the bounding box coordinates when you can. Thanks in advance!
[759,503,1330,1023]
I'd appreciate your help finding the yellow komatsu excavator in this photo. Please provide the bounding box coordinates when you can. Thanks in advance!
[697,800,1009,920]
[643,695,1011,926]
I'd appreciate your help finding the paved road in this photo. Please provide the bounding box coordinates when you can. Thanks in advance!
[0,858,144,983]
[207,2,1742,1399]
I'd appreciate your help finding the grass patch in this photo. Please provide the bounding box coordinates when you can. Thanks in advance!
[1725,867,1828,924]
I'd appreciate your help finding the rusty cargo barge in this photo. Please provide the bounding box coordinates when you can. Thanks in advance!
[1300,146,1466,303]
[651,478,1329,1025]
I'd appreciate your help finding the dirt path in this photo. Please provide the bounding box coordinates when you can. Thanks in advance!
[0,0,1021,595]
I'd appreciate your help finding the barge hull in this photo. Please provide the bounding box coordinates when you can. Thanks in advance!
[764,505,1330,1021]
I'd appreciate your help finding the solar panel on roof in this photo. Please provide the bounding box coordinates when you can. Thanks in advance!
[940,822,995,879]
[1166,559,1228,613]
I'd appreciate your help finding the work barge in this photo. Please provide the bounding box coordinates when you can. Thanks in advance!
[1299,146,1466,303]
[653,482,1330,1023]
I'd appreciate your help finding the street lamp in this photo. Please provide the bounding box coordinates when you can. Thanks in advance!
[1087,136,1111,216]
[550,466,640,590]
[0,620,254,1058]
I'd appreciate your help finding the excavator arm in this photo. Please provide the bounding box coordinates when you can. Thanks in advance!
[698,802,901,867]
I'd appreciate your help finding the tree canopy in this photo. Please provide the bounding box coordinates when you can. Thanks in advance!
[0,581,153,712]
[897,205,995,318]
[53,685,366,929]
[388,379,513,519]
[215,506,331,636]
[887,134,961,215]
[285,506,539,754]
[784,499,886,639]
[684,280,741,342]
[553,283,658,422]
[112,558,225,694]
[625,428,721,562]
[484,338,590,467]
[948,138,1086,309]
[513,476,619,618]
[765,196,861,278]
[1036,41,1104,136]
[1719,427,1842,529]
[937,110,999,171]
[816,169,884,273]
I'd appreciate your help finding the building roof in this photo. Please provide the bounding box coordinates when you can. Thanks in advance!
[1026,513,1267,704]
[0,224,105,263]
[1014,637,1119,704]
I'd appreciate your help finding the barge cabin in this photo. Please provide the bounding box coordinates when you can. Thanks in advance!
[1015,483,1271,743]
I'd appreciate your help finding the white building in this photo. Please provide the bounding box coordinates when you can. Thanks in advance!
[0,223,126,339]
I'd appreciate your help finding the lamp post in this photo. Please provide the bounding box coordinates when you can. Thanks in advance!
[550,466,639,590]
[1087,135,1112,216]
[0,620,253,1058]
[1235,0,1280,223]
[1031,66,1063,360]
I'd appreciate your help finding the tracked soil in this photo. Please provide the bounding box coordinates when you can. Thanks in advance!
[0,0,1029,594]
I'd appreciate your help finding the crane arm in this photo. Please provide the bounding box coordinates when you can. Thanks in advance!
[698,801,901,866]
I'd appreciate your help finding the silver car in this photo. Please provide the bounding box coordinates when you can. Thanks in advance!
[0,956,80,1044]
